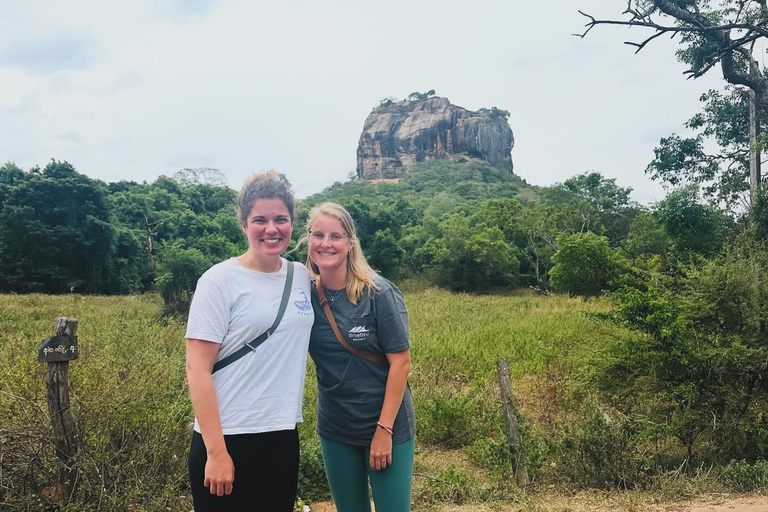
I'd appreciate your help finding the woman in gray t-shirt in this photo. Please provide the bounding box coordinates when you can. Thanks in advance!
[303,202,414,512]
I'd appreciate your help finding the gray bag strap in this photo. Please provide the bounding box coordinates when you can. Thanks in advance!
[211,261,295,374]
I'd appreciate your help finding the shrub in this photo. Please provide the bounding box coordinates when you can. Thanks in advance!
[155,244,211,317]
[418,392,477,448]
[550,232,626,296]
[721,460,768,492]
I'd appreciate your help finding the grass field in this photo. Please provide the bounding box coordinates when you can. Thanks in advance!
[0,289,756,511]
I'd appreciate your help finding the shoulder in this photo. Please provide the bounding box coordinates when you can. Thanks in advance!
[201,258,237,278]
[196,258,238,288]
[290,260,311,278]
[371,275,402,298]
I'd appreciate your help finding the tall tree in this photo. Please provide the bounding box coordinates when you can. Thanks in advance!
[577,0,768,204]
[647,87,756,207]
[0,161,116,292]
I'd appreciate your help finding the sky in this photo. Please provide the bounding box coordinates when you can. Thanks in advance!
[0,0,731,205]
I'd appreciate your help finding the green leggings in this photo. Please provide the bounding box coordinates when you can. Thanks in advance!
[319,436,414,512]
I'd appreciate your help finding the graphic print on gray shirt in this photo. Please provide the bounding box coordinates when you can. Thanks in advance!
[309,275,415,446]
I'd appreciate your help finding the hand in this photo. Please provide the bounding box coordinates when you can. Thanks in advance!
[369,427,393,471]
[204,450,235,496]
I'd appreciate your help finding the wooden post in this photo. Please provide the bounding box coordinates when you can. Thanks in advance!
[38,317,79,501]
[496,359,529,487]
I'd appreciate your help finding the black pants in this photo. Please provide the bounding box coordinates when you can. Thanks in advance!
[188,428,299,512]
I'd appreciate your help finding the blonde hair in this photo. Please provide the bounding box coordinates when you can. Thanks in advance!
[301,202,379,304]
[236,170,295,227]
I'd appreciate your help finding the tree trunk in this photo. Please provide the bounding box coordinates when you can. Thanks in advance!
[749,89,762,205]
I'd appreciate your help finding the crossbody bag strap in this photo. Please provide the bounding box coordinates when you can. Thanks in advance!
[315,276,388,366]
[212,261,295,374]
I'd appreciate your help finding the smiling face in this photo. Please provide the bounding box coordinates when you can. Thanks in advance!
[242,198,293,259]
[308,213,352,273]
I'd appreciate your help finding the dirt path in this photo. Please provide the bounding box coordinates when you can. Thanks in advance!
[307,494,768,511]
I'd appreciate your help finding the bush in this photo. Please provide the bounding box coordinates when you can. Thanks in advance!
[156,244,212,317]
[557,406,649,489]
[550,232,626,296]
[721,460,768,491]
[418,392,477,448]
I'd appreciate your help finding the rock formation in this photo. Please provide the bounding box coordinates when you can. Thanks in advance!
[356,96,514,180]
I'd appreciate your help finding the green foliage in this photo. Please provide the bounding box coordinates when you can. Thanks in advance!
[414,465,482,505]
[749,182,768,240]
[598,234,768,462]
[156,244,212,317]
[0,161,243,317]
[654,186,728,259]
[0,161,116,293]
[477,107,511,121]
[418,391,477,448]
[550,233,626,296]
[407,89,436,102]
[721,460,768,492]
[544,172,637,244]
[367,228,404,279]
[558,405,649,489]
[423,214,520,292]
[647,87,755,205]
[622,211,670,263]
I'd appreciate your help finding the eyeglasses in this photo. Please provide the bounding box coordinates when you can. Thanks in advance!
[309,231,348,243]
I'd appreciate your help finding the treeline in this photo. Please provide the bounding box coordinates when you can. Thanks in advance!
[0,158,755,303]
[0,161,245,313]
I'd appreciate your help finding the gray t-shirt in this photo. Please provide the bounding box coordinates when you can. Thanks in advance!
[309,275,415,446]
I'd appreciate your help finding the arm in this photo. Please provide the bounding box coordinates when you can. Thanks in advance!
[186,339,234,496]
[369,348,411,471]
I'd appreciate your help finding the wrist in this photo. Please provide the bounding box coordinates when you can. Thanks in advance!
[205,442,228,457]
[377,421,393,436]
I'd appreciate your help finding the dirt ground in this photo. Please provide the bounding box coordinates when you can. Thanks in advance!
[307,493,768,512]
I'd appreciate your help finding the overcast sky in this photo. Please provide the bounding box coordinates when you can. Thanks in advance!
[1,0,731,204]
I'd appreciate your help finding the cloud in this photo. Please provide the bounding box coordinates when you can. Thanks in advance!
[0,32,100,74]
[157,0,218,19]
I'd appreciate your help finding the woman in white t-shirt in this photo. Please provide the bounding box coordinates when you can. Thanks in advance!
[185,171,314,512]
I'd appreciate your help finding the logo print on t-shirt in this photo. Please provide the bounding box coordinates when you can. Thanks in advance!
[348,325,370,339]
[293,289,312,312]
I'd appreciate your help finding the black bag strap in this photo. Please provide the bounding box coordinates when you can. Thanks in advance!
[212,261,295,374]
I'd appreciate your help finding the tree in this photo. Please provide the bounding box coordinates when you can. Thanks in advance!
[577,0,767,204]
[407,90,436,102]
[367,229,405,279]
[647,86,759,208]
[621,211,671,263]
[477,107,511,121]
[550,232,626,296]
[155,243,212,317]
[173,167,228,187]
[544,172,636,243]
[0,161,116,293]
[603,236,768,461]
[654,186,729,259]
[425,214,520,292]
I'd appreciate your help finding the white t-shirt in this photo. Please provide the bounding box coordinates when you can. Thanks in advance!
[185,257,314,435]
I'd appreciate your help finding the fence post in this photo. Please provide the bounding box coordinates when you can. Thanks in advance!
[37,317,79,501]
[496,359,529,487]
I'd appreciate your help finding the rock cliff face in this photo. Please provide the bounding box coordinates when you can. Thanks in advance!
[356,97,514,180]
